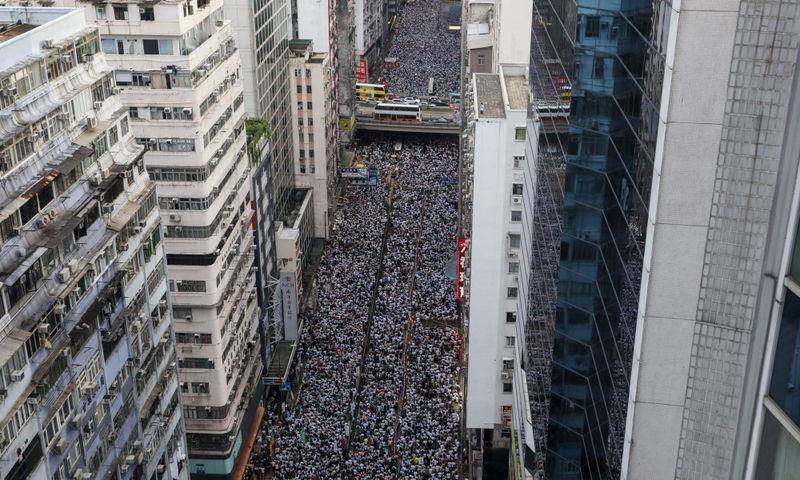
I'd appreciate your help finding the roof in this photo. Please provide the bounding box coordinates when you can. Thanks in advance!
[0,22,35,45]
[504,75,528,110]
[474,74,505,119]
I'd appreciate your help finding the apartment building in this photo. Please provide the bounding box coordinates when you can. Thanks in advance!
[354,0,385,67]
[53,0,263,476]
[0,6,186,479]
[289,39,338,239]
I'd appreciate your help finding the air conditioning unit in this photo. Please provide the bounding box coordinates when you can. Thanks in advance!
[81,54,94,63]
[10,370,24,382]
[26,395,39,406]
[138,7,145,13]
[508,251,518,258]
[215,19,223,27]
[183,107,193,116]
[37,323,50,334]
[163,107,172,114]
[108,430,117,441]
[41,39,53,49]
[93,101,103,110]
[87,117,98,129]
[61,54,72,63]
[210,157,219,167]
[55,437,68,454]
[70,413,83,426]
[81,381,98,396]
[120,464,129,473]
[132,226,142,234]
[501,371,511,380]
[512,197,522,204]
[157,464,166,474]
[131,319,142,331]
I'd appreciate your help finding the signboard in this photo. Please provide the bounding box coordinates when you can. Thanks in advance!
[280,271,299,340]
[456,237,468,301]
[350,166,378,186]
[384,57,400,70]
[340,166,370,178]
[356,57,368,83]
[501,405,512,428]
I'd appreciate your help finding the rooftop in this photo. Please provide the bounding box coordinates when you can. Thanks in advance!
[504,74,528,110]
[474,74,505,119]
[0,22,36,45]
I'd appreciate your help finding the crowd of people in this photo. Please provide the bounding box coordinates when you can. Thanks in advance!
[261,137,461,479]
[380,0,461,97]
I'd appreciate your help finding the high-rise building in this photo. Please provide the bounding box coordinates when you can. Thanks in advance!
[620,1,800,479]
[0,6,186,479]
[224,0,294,220]
[526,0,661,476]
[288,39,339,239]
[354,0,386,67]
[54,0,264,476]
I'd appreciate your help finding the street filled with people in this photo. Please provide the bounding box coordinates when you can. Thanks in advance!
[380,0,461,97]
[260,137,461,479]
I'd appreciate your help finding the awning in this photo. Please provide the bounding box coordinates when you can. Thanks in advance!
[4,247,48,287]
[21,171,58,200]
[52,145,93,175]
[0,328,33,366]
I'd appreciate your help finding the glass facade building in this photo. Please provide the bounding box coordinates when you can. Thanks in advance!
[530,0,667,476]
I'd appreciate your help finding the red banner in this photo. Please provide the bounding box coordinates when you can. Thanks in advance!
[456,237,468,301]
[356,57,368,83]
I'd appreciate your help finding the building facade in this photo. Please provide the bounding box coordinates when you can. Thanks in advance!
[56,0,264,476]
[354,0,386,67]
[621,0,800,479]
[0,6,186,479]
[526,0,661,476]
[224,0,294,220]
[288,39,338,239]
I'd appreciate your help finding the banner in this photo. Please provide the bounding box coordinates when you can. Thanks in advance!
[456,237,468,301]
[356,57,368,83]
[340,167,370,178]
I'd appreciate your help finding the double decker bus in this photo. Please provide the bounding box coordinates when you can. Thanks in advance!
[373,103,422,122]
[356,83,387,101]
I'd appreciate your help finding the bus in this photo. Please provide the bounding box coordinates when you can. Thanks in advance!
[373,103,422,122]
[356,83,387,102]
[427,77,435,96]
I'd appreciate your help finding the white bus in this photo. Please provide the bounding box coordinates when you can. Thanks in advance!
[373,103,422,122]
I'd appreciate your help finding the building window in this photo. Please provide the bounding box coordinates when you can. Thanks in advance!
[769,289,800,424]
[505,336,516,347]
[139,6,155,20]
[297,101,303,110]
[506,312,516,323]
[503,382,513,393]
[142,39,159,55]
[306,85,312,93]
[307,102,313,110]
[756,407,800,478]
[298,117,304,126]
[585,16,601,37]
[305,69,311,77]
[509,234,521,249]
[128,107,139,120]
[511,210,522,222]
[309,149,315,158]
[95,5,107,20]
[503,358,514,369]
[508,262,519,273]
[594,57,605,79]
[507,287,518,298]
[308,118,314,126]
[294,68,301,77]
[513,155,525,168]
[477,54,485,65]
[514,127,526,141]
[512,183,523,195]
[296,85,302,94]
[113,4,128,20]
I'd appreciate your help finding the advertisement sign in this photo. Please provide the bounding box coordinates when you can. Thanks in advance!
[501,405,512,428]
[350,166,378,186]
[456,237,468,301]
[384,57,400,70]
[356,57,369,83]
[280,271,299,340]
[340,166,370,178]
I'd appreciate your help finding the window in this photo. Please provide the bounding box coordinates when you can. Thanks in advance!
[139,6,155,21]
[294,68,301,77]
[306,85,312,93]
[511,210,522,222]
[308,118,314,126]
[297,101,303,110]
[306,102,313,110]
[309,149,315,158]
[514,127,526,141]
[503,383,513,393]
[506,312,516,323]
[769,289,800,424]
[503,358,514,369]
[296,85,302,93]
[113,4,128,20]
[298,117,303,126]
[755,407,800,479]
[508,262,519,273]
[305,69,311,77]
[585,16,600,37]
[509,234,521,248]
[95,5,107,20]
[512,183,523,195]
[513,155,525,168]
[505,336,516,347]
[101,38,116,55]
[507,287,518,298]
[191,382,210,394]
[142,39,159,55]
[594,57,605,79]
[129,107,139,120]
[477,54,485,65]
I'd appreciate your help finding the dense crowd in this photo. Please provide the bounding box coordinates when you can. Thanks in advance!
[381,0,461,97]
[261,137,461,479]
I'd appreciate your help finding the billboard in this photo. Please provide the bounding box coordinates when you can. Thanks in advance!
[340,166,370,178]
[456,237,468,301]
[502,405,512,428]
[280,271,299,341]
[356,57,369,83]
[350,166,378,186]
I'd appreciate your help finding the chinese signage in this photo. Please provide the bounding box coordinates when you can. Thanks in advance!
[346,166,378,186]
[280,271,299,340]
[456,237,469,301]
[356,57,369,83]
[501,405,512,428]
[340,166,370,178]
